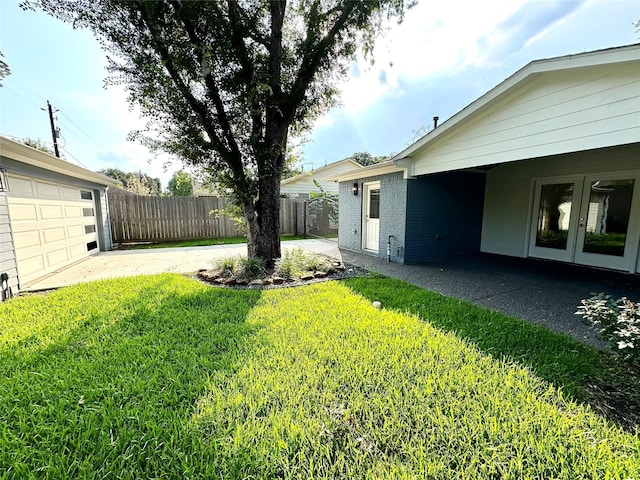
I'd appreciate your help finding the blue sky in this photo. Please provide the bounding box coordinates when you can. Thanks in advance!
[1,0,638,187]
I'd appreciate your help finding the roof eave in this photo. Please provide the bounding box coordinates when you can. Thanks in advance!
[281,158,364,185]
[390,43,640,163]
[1,136,120,187]
[325,161,405,182]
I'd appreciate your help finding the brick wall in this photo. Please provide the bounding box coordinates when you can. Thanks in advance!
[404,171,486,263]
[339,172,407,262]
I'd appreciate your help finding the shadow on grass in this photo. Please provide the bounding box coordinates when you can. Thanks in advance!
[343,275,640,431]
[0,275,262,478]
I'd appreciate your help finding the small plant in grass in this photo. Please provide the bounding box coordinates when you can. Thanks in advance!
[576,293,640,366]
[214,256,238,277]
[237,257,266,280]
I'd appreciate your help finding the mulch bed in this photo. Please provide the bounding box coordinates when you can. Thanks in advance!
[195,261,369,289]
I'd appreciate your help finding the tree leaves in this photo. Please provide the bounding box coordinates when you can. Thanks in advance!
[23,0,411,260]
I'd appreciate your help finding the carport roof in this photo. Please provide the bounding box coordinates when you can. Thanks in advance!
[327,43,640,183]
[389,44,639,165]
[1,136,121,188]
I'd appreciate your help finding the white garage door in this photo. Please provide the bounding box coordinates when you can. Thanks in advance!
[7,173,99,286]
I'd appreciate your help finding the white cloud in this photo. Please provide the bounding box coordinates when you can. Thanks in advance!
[314,0,528,125]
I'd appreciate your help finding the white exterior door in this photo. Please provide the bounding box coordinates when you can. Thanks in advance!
[363,182,380,252]
[529,172,640,272]
[7,173,100,286]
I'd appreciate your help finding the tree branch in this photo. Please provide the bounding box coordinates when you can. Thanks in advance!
[162,0,247,182]
[284,2,357,124]
[261,0,287,150]
[227,0,264,146]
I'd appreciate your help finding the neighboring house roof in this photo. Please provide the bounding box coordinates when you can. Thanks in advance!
[281,158,364,194]
[1,136,121,187]
[330,43,640,182]
[107,185,141,196]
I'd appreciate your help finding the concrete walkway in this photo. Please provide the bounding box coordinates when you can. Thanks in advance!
[24,239,342,291]
[25,238,640,348]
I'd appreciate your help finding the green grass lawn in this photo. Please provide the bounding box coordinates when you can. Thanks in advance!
[344,275,640,425]
[1,275,639,479]
[120,234,308,249]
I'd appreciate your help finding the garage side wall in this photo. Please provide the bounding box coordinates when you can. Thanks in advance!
[338,180,362,252]
[0,192,19,297]
[97,189,113,251]
[404,171,486,264]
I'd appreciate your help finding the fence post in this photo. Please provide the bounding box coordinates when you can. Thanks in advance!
[303,201,307,239]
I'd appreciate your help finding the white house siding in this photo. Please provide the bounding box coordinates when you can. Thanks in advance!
[409,61,639,177]
[280,176,331,197]
[0,192,19,296]
[481,143,640,269]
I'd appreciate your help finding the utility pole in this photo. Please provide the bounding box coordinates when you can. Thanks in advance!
[46,100,60,158]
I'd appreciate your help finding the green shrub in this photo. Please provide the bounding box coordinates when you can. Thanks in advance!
[274,255,298,279]
[274,248,307,279]
[237,257,266,280]
[214,256,238,277]
[576,293,640,367]
[301,251,331,272]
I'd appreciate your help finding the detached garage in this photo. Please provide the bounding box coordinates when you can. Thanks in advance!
[1,137,119,296]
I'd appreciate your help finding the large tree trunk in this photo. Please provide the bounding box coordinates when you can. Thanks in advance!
[244,171,282,267]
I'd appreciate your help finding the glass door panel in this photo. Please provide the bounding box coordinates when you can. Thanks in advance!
[582,179,634,256]
[529,178,582,262]
[574,176,639,270]
[535,183,574,250]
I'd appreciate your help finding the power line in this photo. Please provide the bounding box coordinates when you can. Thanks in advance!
[4,77,48,104]
[58,144,91,170]
[2,83,44,110]
[3,77,105,153]
[57,109,107,151]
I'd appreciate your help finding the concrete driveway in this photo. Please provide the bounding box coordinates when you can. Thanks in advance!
[25,239,342,291]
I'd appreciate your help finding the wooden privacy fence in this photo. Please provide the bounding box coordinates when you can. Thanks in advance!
[108,195,301,243]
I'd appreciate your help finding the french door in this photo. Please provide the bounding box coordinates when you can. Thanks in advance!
[529,173,640,271]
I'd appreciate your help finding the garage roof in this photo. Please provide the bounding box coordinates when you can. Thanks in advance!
[1,136,121,188]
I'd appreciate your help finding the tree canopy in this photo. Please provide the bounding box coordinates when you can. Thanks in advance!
[0,52,10,87]
[347,151,388,167]
[25,0,412,264]
[167,170,194,197]
[98,168,162,195]
[21,137,54,155]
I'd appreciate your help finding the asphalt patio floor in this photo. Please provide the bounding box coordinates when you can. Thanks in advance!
[24,238,640,349]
